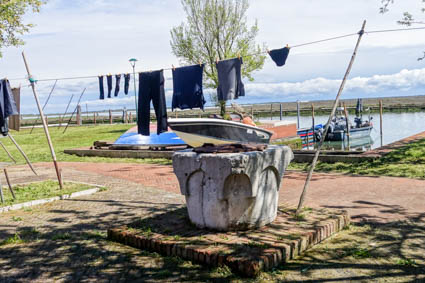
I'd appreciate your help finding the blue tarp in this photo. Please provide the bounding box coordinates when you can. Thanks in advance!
[114,131,186,146]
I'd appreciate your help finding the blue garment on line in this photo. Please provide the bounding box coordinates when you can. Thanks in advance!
[124,73,130,95]
[269,47,290,67]
[106,75,112,98]
[216,58,245,101]
[98,76,104,100]
[114,74,121,97]
[138,70,168,136]
[172,64,206,111]
[0,79,18,136]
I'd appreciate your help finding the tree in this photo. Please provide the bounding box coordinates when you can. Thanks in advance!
[170,0,266,116]
[0,0,45,58]
[380,0,425,60]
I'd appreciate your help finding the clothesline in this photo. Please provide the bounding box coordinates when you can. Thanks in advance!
[7,26,425,83]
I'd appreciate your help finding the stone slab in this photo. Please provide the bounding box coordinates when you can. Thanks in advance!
[108,206,350,277]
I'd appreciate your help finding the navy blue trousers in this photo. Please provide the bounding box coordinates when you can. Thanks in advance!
[137,70,168,136]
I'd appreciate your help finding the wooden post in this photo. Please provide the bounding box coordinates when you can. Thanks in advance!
[175,111,178,118]
[270,103,273,120]
[0,178,4,204]
[94,112,97,125]
[312,104,315,142]
[296,101,301,129]
[76,105,82,126]
[4,169,16,200]
[22,51,63,189]
[379,100,383,147]
[296,20,367,215]
[129,112,133,123]
[343,103,351,151]
[280,103,283,120]
[109,110,113,124]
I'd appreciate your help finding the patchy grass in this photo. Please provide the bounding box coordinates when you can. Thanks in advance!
[0,125,171,165]
[0,180,93,207]
[289,138,425,179]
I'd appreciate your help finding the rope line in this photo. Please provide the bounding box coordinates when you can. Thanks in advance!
[6,26,425,83]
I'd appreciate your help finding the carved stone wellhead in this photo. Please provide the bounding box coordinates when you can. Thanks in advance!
[173,145,293,231]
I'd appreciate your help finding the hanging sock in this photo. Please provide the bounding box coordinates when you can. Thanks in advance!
[172,64,206,111]
[106,75,113,98]
[269,47,290,67]
[137,70,168,136]
[216,57,245,101]
[124,73,130,95]
[98,76,104,100]
[114,74,121,97]
[0,79,19,136]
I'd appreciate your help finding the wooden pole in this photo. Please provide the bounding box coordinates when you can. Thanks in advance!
[21,51,63,189]
[0,141,17,163]
[7,133,38,176]
[3,169,16,200]
[0,178,4,204]
[129,112,132,123]
[280,103,283,120]
[30,80,57,134]
[379,100,383,147]
[296,20,367,215]
[296,101,300,129]
[63,88,86,134]
[270,103,273,120]
[343,103,351,151]
[76,105,82,126]
[94,112,97,125]
[251,106,254,118]
[58,94,74,129]
[109,110,113,124]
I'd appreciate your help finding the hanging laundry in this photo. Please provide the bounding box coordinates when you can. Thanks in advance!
[216,58,245,101]
[98,76,104,100]
[172,64,206,111]
[269,47,290,67]
[114,74,121,97]
[124,73,131,95]
[138,70,168,136]
[0,79,19,136]
[106,75,113,98]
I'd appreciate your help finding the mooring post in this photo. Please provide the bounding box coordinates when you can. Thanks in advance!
[343,103,351,151]
[109,110,112,124]
[129,112,133,123]
[22,51,63,189]
[280,103,283,120]
[251,106,254,118]
[270,103,273,120]
[296,101,300,129]
[94,112,97,125]
[3,169,16,200]
[379,100,383,147]
[296,20,367,215]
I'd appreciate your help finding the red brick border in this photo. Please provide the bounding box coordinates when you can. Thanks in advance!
[108,210,350,277]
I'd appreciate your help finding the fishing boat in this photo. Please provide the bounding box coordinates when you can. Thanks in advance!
[167,118,273,148]
[315,99,373,142]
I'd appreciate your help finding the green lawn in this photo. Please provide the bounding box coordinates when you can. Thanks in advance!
[1,180,93,207]
[288,137,425,179]
[0,124,170,165]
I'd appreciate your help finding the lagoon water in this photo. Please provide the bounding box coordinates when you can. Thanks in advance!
[270,111,425,149]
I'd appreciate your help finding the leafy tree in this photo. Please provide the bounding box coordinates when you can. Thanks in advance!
[380,0,425,60]
[170,0,266,115]
[0,0,45,58]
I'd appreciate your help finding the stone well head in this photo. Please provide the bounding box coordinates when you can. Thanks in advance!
[172,145,293,231]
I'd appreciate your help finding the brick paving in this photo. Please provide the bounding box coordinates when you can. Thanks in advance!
[38,161,425,223]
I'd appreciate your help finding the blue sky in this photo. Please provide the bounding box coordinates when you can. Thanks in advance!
[0,0,424,114]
